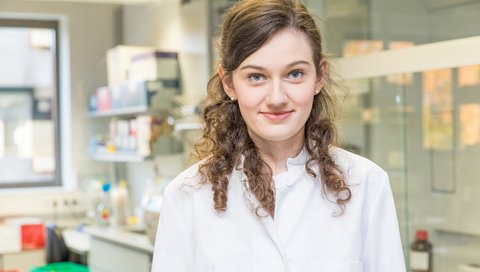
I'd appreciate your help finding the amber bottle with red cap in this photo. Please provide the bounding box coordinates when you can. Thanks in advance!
[409,230,433,272]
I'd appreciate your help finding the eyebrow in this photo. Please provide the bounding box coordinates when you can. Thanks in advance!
[239,60,311,71]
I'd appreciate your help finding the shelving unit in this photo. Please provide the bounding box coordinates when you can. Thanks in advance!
[89,152,151,163]
[87,105,149,118]
[87,75,184,162]
[84,46,201,193]
[174,122,203,131]
[87,112,178,163]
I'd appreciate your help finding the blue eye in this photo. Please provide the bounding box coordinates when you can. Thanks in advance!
[249,74,264,82]
[288,70,304,79]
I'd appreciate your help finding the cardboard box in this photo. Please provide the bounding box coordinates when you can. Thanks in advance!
[130,51,179,82]
[106,45,154,87]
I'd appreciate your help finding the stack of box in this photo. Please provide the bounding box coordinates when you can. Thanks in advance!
[88,45,180,113]
[106,45,155,87]
[129,51,179,82]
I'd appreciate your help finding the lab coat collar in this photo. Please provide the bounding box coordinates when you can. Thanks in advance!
[236,145,309,170]
[286,146,309,166]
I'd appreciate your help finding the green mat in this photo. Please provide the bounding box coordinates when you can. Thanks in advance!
[30,262,89,272]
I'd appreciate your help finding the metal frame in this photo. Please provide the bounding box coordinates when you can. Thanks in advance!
[0,18,61,188]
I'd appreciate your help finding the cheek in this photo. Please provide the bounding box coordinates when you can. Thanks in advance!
[299,94,315,105]
[235,86,266,110]
[237,95,261,119]
[289,89,316,107]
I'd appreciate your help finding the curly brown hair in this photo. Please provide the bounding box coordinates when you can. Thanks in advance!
[193,0,351,216]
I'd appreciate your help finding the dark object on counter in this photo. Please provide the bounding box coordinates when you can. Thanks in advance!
[46,224,69,263]
[410,229,433,272]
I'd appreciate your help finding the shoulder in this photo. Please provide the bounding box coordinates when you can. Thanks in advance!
[330,148,396,218]
[330,146,389,189]
[163,160,209,199]
[331,147,386,175]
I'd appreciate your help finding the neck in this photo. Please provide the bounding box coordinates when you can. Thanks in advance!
[249,131,305,175]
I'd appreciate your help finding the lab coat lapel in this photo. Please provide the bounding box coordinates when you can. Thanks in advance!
[234,162,289,269]
[259,213,289,265]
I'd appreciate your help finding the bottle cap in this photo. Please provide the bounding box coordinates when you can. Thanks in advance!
[102,182,111,192]
[416,230,428,241]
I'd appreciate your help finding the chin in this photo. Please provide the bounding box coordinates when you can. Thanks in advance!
[258,132,301,143]
[248,125,305,144]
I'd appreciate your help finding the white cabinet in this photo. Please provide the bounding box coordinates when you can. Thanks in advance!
[88,238,151,272]
[85,227,153,272]
[0,249,45,271]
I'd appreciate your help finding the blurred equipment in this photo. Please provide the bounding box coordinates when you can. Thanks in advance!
[141,169,169,244]
[45,224,69,263]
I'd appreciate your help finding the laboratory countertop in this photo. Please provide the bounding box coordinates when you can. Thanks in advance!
[63,228,90,254]
[83,226,154,254]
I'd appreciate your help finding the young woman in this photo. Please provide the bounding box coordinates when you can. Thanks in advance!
[151,0,406,271]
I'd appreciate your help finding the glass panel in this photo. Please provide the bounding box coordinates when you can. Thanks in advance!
[306,0,480,58]
[338,74,409,250]
[0,25,58,186]
[339,64,480,271]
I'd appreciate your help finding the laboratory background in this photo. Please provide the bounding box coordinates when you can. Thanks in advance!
[0,0,479,271]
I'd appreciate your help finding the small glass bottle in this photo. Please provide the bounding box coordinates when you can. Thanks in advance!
[410,230,433,272]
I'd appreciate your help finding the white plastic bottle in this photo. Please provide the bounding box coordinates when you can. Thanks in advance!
[110,180,131,227]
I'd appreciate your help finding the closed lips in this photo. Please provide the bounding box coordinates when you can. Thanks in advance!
[261,111,293,115]
[260,110,294,120]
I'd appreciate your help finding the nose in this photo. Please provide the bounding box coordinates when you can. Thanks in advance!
[266,79,287,106]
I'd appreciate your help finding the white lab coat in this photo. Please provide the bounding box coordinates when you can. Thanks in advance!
[151,147,406,272]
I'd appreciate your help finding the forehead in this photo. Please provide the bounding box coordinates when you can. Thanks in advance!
[239,28,315,69]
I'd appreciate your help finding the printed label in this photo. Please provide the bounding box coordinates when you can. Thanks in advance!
[410,251,429,270]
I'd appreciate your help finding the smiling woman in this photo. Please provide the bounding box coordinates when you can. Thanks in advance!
[151,0,406,271]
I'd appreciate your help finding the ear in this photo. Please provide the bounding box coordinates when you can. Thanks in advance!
[314,61,327,95]
[218,64,237,100]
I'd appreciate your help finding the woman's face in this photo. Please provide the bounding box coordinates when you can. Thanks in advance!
[222,28,323,145]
